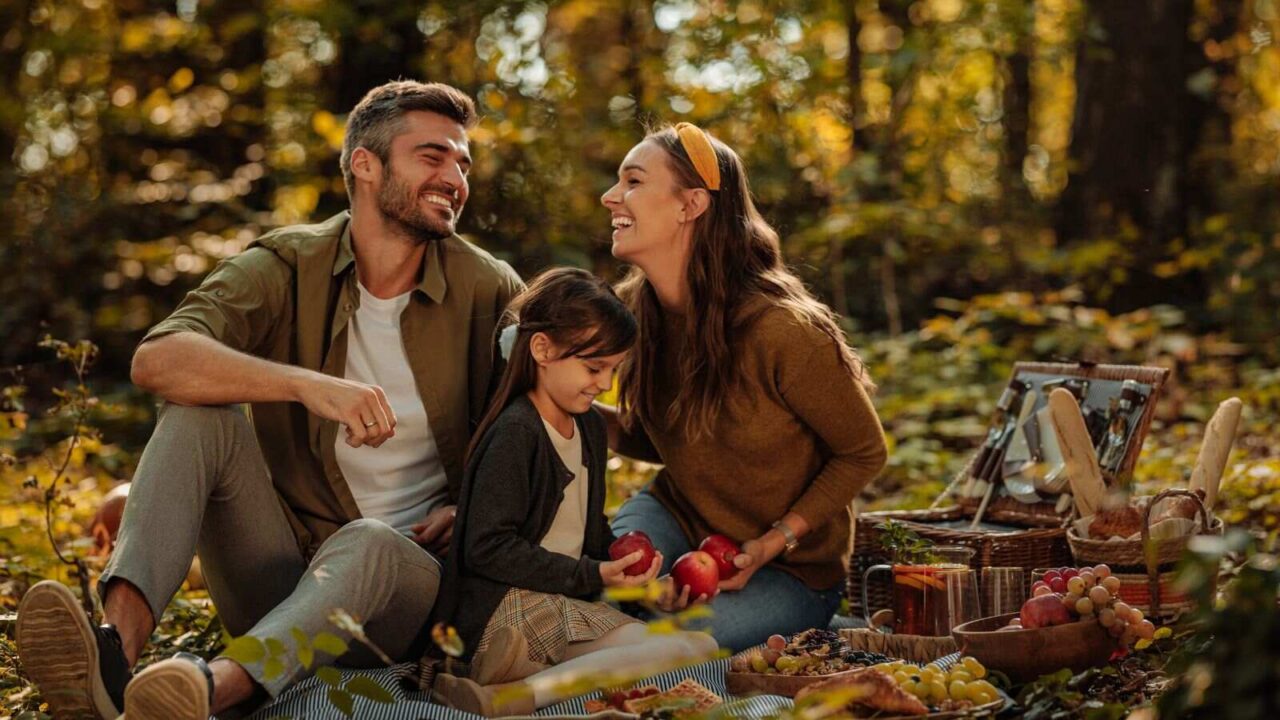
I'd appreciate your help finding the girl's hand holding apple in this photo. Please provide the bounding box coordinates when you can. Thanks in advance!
[654,575,717,612]
[601,551,663,587]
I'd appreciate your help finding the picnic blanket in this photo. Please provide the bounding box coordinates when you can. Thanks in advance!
[242,656,793,720]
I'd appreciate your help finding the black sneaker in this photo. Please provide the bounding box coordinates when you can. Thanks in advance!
[15,580,132,719]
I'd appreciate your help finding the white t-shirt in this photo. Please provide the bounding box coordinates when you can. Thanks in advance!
[334,281,448,534]
[538,416,589,560]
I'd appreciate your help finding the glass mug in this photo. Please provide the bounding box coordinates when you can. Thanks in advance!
[981,567,1028,617]
[862,545,978,636]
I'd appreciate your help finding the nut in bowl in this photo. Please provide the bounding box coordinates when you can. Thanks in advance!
[725,629,895,697]
[951,612,1114,683]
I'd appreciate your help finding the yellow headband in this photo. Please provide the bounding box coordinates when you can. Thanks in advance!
[674,122,721,191]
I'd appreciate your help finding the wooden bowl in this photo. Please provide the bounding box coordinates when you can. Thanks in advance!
[951,613,1115,683]
[725,665,868,698]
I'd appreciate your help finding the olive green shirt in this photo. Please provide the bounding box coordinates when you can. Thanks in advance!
[141,211,524,557]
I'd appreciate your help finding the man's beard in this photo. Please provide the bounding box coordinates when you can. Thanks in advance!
[376,168,458,244]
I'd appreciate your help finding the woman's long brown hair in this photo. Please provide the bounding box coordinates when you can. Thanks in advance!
[616,125,873,441]
[467,267,637,465]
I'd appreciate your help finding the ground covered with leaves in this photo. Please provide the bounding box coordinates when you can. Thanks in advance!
[3,291,1278,718]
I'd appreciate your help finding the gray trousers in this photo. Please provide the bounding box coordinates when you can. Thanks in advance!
[102,403,439,697]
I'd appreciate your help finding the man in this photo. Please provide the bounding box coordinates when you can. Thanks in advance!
[15,80,523,720]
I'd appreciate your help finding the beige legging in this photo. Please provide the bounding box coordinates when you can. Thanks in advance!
[522,624,719,707]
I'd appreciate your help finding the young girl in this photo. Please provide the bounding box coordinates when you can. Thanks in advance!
[427,267,719,717]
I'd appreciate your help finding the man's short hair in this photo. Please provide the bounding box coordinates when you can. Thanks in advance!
[340,80,478,197]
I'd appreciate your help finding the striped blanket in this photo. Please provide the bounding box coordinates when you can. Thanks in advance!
[244,656,794,720]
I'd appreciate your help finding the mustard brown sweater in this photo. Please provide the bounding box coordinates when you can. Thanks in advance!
[617,295,889,590]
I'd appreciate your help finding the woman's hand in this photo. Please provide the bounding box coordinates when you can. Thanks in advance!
[717,538,778,592]
[718,515,808,593]
[600,551,663,587]
[654,576,717,612]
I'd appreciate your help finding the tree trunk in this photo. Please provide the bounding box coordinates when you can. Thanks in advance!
[621,0,649,115]
[872,0,912,335]
[332,2,425,112]
[1057,0,1238,309]
[1059,0,1188,245]
[1182,0,1241,225]
[1001,1,1033,204]
[0,0,28,176]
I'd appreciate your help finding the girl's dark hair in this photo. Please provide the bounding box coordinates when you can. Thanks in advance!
[467,267,637,464]
[616,124,873,442]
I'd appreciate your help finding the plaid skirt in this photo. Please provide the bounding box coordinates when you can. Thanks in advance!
[475,588,641,666]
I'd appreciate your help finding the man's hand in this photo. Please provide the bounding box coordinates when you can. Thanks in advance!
[410,505,457,554]
[294,373,397,448]
[600,552,663,587]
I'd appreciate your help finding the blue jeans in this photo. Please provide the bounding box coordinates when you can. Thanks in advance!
[612,489,843,652]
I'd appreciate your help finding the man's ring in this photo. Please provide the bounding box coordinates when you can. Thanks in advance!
[363,420,378,428]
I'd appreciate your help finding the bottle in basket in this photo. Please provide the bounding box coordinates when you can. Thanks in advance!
[1098,380,1144,475]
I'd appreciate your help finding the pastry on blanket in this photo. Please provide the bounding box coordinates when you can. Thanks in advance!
[1089,504,1144,539]
[624,678,723,716]
[794,668,929,717]
[586,684,661,713]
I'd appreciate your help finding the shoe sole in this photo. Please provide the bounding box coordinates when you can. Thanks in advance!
[432,673,493,716]
[15,580,119,720]
[124,660,211,720]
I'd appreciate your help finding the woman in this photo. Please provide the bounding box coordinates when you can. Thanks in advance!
[599,122,889,651]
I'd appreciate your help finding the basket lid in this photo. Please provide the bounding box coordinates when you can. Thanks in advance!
[953,361,1170,522]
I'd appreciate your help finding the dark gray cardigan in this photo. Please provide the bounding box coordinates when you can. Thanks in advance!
[420,395,615,661]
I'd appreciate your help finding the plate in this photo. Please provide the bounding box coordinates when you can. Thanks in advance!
[724,664,871,698]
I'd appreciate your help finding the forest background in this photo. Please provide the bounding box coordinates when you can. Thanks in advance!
[1,0,1279,714]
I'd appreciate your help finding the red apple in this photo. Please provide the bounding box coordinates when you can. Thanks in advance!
[1020,593,1073,629]
[88,482,131,557]
[698,534,742,580]
[672,550,720,598]
[609,531,657,576]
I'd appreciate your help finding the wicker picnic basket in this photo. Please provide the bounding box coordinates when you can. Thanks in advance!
[1066,488,1223,620]
[848,507,1070,617]
[848,362,1170,618]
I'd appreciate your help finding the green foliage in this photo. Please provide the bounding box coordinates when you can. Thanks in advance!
[222,620,394,714]
[1156,531,1280,719]
[3,0,1278,398]
[1013,667,1133,719]
[875,520,938,565]
[221,635,267,666]
[4,3,1280,716]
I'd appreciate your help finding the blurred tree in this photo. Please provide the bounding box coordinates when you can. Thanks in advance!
[2,0,1278,420]
[1056,0,1234,309]
[999,0,1033,207]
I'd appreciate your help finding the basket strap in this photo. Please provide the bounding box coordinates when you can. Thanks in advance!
[1142,488,1209,616]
